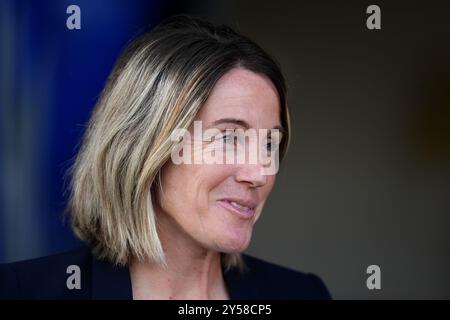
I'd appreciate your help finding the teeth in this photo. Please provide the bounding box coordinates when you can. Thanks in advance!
[230,201,252,211]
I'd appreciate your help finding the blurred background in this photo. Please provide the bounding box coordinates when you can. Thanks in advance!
[0,0,449,299]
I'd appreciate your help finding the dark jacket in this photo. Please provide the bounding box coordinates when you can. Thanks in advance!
[0,246,331,300]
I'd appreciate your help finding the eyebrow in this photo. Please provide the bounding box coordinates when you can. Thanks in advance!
[207,118,286,133]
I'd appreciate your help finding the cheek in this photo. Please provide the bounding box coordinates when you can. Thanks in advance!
[157,163,196,217]
[202,164,236,191]
[158,163,232,215]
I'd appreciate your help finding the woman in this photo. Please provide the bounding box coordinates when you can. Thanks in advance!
[0,15,331,300]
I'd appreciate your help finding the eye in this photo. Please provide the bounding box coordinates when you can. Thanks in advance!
[218,130,237,145]
[222,134,234,143]
[264,138,280,152]
[264,130,282,152]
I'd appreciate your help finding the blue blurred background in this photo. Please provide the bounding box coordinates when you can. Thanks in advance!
[0,0,176,262]
[1,0,449,298]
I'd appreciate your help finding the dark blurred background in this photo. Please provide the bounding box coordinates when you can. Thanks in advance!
[1,0,449,299]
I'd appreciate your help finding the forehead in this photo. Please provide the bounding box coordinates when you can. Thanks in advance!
[197,68,281,128]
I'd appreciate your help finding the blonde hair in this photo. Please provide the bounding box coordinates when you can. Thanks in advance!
[66,15,291,270]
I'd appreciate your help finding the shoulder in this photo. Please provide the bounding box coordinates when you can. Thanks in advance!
[0,246,92,299]
[238,254,332,300]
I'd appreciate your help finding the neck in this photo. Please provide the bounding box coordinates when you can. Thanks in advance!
[129,213,229,300]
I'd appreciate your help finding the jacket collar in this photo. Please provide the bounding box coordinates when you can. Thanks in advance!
[90,254,258,300]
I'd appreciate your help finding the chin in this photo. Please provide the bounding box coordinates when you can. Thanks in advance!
[214,229,253,253]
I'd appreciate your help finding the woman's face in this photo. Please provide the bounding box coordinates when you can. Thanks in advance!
[155,67,282,254]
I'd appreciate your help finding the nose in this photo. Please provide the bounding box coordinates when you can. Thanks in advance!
[234,163,268,188]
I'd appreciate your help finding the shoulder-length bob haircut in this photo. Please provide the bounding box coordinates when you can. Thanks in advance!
[66,15,291,269]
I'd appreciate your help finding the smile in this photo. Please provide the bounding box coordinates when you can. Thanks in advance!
[217,199,256,219]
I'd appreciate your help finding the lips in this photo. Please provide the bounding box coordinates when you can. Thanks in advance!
[217,198,257,219]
